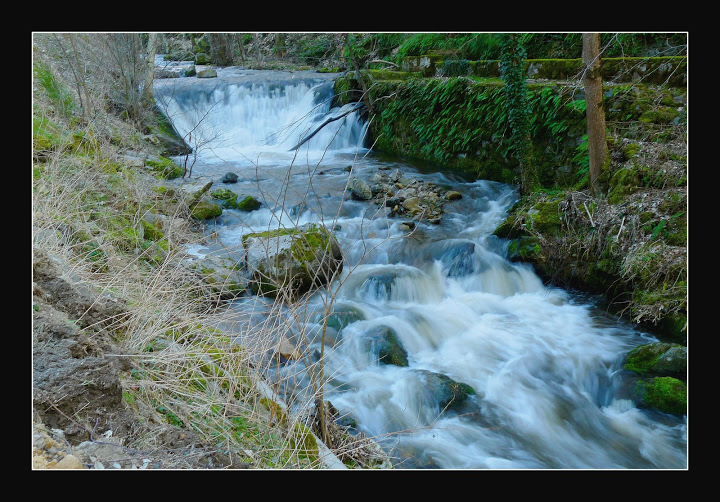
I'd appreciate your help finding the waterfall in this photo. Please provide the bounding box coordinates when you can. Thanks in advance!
[153,71,368,170]
[154,70,687,470]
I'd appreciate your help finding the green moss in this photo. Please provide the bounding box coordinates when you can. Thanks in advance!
[236,195,262,211]
[526,200,563,236]
[145,156,183,180]
[507,236,541,261]
[259,397,287,425]
[635,377,687,415]
[493,215,527,239]
[290,422,319,459]
[622,142,641,161]
[210,188,239,209]
[141,219,164,241]
[524,58,583,79]
[33,116,67,152]
[190,200,222,220]
[624,343,671,375]
[366,325,408,367]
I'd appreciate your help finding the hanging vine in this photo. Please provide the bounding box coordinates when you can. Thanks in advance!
[499,34,538,193]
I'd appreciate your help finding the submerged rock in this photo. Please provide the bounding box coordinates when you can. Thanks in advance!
[414,370,476,411]
[364,325,408,367]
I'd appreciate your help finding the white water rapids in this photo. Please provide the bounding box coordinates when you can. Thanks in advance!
[154,68,687,469]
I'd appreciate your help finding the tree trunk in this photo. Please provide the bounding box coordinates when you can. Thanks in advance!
[582,33,608,197]
[142,33,158,107]
[345,34,374,116]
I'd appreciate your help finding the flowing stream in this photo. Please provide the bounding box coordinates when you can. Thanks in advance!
[154,68,687,469]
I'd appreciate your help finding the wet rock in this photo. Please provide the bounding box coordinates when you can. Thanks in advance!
[197,68,217,78]
[222,172,238,183]
[632,376,687,416]
[364,325,408,367]
[350,177,373,200]
[312,304,365,332]
[190,200,223,219]
[414,370,476,410]
[623,342,687,380]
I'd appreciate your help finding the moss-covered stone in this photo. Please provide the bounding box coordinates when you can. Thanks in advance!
[365,325,408,367]
[190,200,223,220]
[414,370,476,411]
[526,200,564,236]
[634,376,687,416]
[141,219,164,241]
[210,188,239,209]
[210,189,261,212]
[507,236,542,262]
[313,304,365,331]
[236,195,262,211]
[243,224,343,298]
[624,342,686,379]
[493,215,528,239]
[291,422,319,459]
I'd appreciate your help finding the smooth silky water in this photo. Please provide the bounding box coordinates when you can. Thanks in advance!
[154,68,687,469]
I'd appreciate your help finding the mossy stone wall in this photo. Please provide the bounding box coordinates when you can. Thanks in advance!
[335,72,685,188]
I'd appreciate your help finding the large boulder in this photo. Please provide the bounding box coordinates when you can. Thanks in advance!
[243,224,343,298]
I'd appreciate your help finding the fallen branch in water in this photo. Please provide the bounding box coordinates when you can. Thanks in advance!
[288,102,366,152]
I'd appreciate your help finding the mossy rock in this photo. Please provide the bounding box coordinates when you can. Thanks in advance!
[526,200,564,236]
[364,325,408,367]
[493,215,528,239]
[291,422,319,459]
[141,218,165,241]
[210,189,260,211]
[236,195,262,211]
[243,224,344,298]
[414,370,476,411]
[624,342,686,379]
[210,188,240,209]
[312,304,365,331]
[33,116,65,152]
[634,376,687,416]
[190,200,223,220]
[507,236,542,262]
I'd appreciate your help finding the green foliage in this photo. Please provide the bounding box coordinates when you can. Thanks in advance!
[499,34,537,191]
[439,59,471,77]
[395,33,503,61]
[517,33,686,59]
[33,61,76,118]
[145,156,183,180]
[295,34,338,62]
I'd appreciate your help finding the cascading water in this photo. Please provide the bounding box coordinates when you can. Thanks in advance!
[154,68,368,172]
[154,69,687,469]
